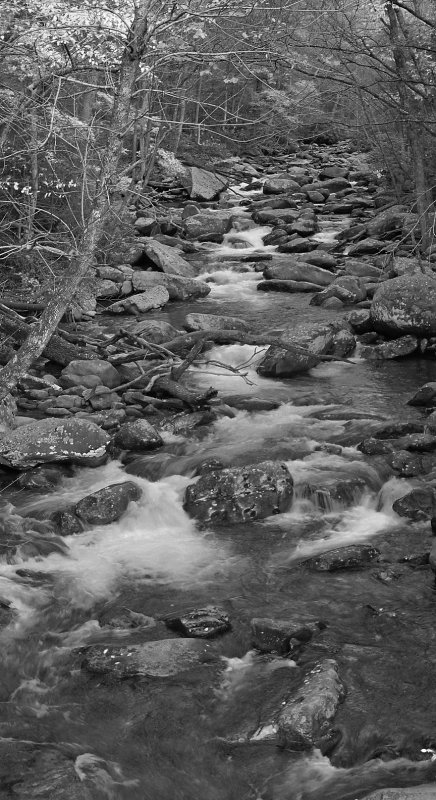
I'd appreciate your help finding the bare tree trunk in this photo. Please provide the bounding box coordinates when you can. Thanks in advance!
[385,1,433,250]
[0,1,151,402]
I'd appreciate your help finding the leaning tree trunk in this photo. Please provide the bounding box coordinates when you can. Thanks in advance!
[0,1,150,404]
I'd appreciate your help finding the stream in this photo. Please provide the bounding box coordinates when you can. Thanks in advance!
[1,177,436,800]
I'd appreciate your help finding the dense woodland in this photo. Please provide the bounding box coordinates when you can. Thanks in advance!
[0,0,436,396]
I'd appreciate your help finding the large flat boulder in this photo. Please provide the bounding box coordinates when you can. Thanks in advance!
[141,238,195,277]
[263,261,334,286]
[82,638,218,678]
[0,418,110,469]
[107,286,169,314]
[182,210,233,239]
[184,461,293,525]
[370,273,436,337]
[131,271,211,301]
[184,313,249,333]
[181,166,228,201]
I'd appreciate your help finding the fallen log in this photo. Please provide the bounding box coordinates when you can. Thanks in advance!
[0,310,95,366]
[163,329,354,363]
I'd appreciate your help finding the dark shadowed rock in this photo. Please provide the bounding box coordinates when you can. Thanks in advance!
[347,238,387,256]
[49,508,84,536]
[302,544,380,571]
[392,487,436,520]
[75,481,142,526]
[163,606,231,638]
[277,659,345,752]
[183,461,293,525]
[0,418,110,469]
[113,420,163,451]
[371,273,436,337]
[82,638,218,678]
[408,382,436,407]
[251,617,326,654]
[278,237,318,253]
[130,320,181,343]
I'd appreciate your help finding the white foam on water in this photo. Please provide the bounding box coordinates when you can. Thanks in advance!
[200,270,265,302]
[190,344,270,395]
[278,498,395,562]
[4,464,231,609]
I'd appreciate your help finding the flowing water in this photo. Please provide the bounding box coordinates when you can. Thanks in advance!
[1,211,436,799]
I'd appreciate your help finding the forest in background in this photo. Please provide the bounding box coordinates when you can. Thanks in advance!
[0,0,435,398]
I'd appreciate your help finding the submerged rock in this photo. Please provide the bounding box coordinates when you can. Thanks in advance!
[75,481,142,526]
[82,638,218,678]
[163,606,231,638]
[302,544,380,571]
[371,273,436,337]
[0,418,110,469]
[251,617,325,654]
[183,461,293,525]
[278,659,345,752]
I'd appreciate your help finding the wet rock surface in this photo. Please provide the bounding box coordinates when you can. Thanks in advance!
[0,417,110,469]
[75,481,142,525]
[301,544,380,571]
[82,638,219,678]
[183,460,293,524]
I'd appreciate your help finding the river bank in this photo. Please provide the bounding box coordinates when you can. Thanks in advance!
[0,140,436,800]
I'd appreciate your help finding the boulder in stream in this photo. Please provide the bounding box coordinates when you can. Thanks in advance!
[141,238,195,277]
[392,487,436,520]
[277,659,345,752]
[75,481,142,526]
[301,544,380,571]
[360,336,418,360]
[257,279,324,294]
[163,606,231,638]
[183,460,293,525]
[370,273,436,337]
[263,261,334,286]
[131,271,211,301]
[408,382,436,407]
[113,419,163,451]
[82,638,218,678]
[251,617,326,654]
[107,286,170,314]
[0,417,110,469]
[263,175,301,194]
[182,210,233,238]
[184,312,249,333]
[181,165,228,201]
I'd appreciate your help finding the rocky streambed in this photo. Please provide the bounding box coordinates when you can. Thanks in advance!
[1,141,436,799]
